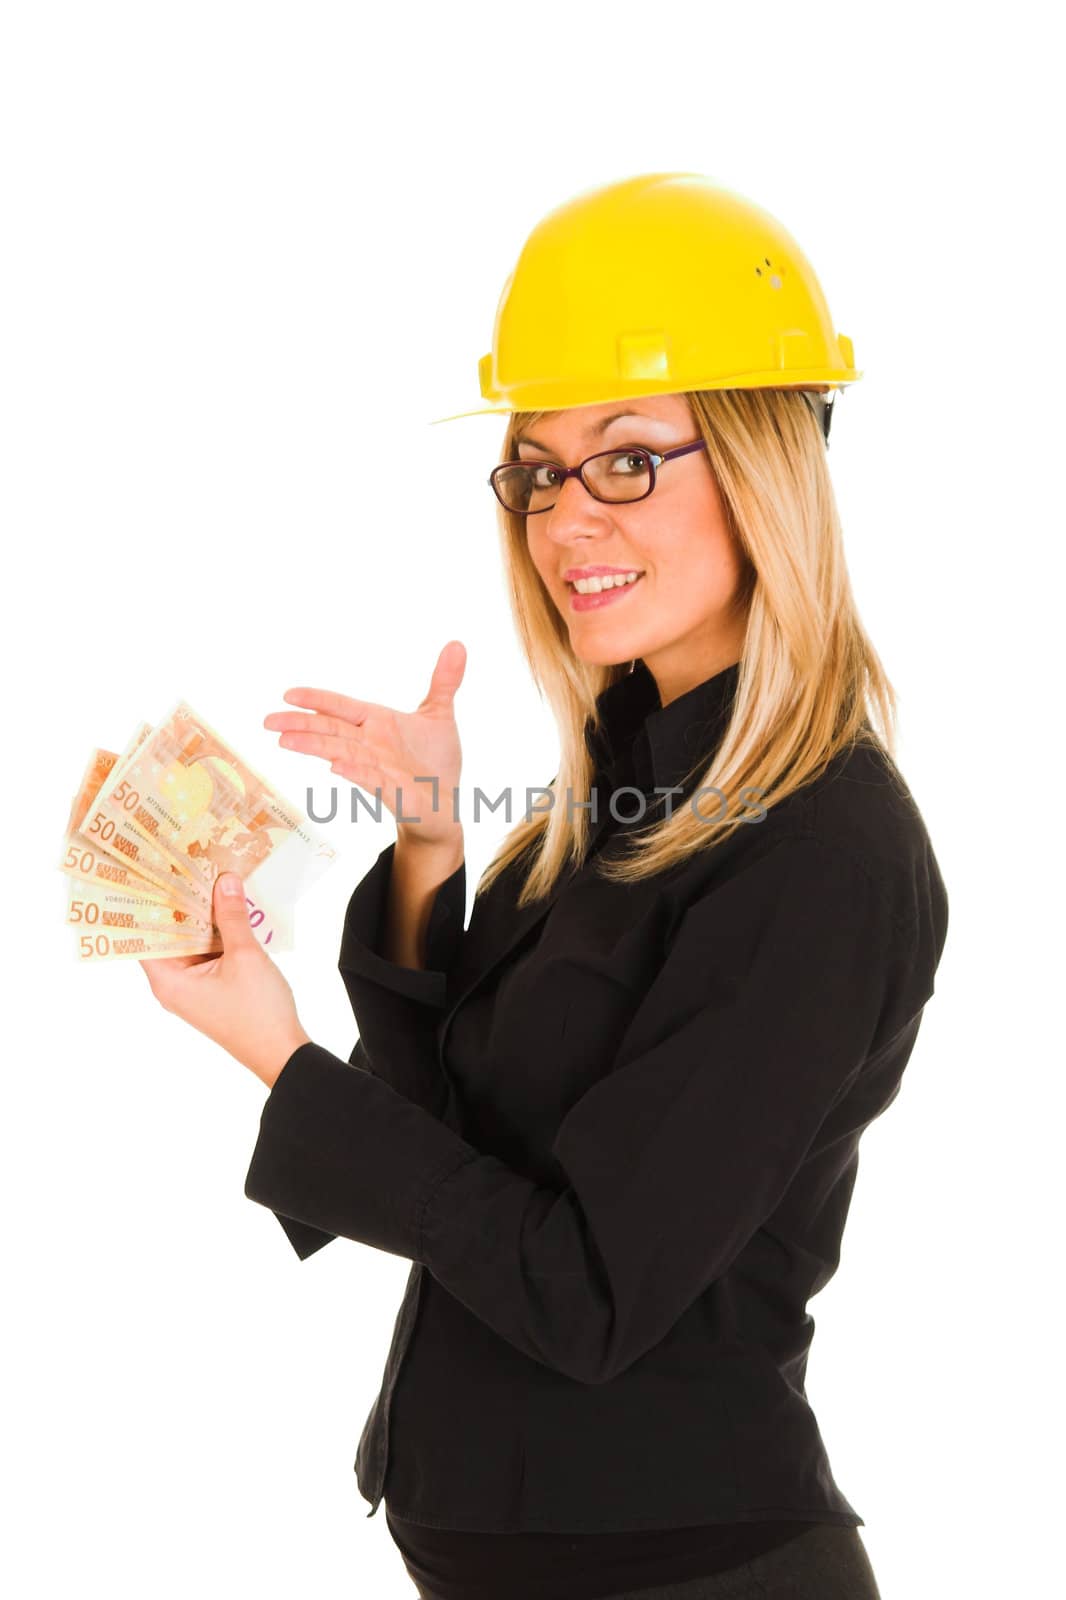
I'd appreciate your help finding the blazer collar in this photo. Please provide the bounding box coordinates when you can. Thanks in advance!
[437,657,741,1061]
[585,656,741,799]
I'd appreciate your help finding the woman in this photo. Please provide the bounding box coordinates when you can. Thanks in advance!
[144,174,949,1599]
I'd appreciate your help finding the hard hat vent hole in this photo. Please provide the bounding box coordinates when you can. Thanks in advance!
[755,258,784,287]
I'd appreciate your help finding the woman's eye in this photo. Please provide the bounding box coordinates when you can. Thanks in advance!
[609,452,646,475]
[530,464,561,487]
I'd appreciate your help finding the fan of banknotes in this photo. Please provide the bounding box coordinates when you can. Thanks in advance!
[59,700,338,964]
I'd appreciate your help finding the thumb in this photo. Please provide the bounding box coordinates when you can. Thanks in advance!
[423,639,467,714]
[212,872,257,951]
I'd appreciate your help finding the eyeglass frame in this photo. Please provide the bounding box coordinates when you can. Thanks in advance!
[487,438,710,516]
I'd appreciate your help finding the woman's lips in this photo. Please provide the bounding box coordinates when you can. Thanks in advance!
[568,573,645,613]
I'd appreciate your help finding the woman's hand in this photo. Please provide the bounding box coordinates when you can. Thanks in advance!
[139,873,312,1090]
[264,639,467,849]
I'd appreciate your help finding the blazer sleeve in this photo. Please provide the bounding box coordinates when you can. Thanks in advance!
[260,839,467,1262]
[336,839,467,1115]
[244,836,913,1374]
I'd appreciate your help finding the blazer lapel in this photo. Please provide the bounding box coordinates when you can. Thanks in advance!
[436,663,657,1059]
[436,659,740,1054]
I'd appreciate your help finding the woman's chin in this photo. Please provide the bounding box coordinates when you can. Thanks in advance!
[569,637,643,668]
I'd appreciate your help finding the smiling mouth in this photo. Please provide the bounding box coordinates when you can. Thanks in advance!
[566,572,646,594]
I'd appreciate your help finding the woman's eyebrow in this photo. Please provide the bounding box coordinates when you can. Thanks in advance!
[514,411,670,452]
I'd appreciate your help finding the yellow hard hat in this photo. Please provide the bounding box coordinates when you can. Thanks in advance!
[429,171,860,443]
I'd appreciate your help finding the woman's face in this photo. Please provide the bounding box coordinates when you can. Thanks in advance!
[518,392,748,707]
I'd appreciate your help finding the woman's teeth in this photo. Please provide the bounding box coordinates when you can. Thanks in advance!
[569,572,643,595]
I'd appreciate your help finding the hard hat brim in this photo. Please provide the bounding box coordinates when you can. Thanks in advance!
[428,373,860,427]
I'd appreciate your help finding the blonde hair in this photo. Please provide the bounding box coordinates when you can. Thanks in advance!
[477,387,897,910]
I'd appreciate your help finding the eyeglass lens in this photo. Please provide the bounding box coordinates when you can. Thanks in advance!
[494,450,651,513]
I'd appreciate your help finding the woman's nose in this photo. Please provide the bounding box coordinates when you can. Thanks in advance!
[543,473,613,539]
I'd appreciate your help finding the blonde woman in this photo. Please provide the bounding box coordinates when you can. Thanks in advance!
[145,175,948,1599]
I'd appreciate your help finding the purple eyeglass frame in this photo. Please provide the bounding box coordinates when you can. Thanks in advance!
[488,438,709,515]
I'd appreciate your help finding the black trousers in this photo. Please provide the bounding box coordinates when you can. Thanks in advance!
[408,1523,881,1600]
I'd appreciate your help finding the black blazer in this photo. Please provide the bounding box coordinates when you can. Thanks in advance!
[244,659,949,1532]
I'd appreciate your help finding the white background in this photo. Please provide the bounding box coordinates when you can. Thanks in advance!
[3,3,1060,1595]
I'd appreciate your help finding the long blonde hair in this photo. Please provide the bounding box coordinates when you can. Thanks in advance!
[477,387,897,909]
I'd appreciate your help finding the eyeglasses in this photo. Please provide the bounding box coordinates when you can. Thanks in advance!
[488,439,709,516]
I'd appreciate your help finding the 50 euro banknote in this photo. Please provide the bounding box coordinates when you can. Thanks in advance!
[67,877,294,963]
[61,703,335,962]
[60,741,297,960]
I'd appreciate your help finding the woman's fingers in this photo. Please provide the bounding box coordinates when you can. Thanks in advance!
[267,687,416,813]
[265,702,374,765]
[141,952,217,983]
[280,686,375,725]
[268,719,402,790]
[266,691,403,777]
[264,709,356,740]
[274,726,362,762]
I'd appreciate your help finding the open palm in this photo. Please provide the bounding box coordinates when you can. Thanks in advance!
[263,639,467,846]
